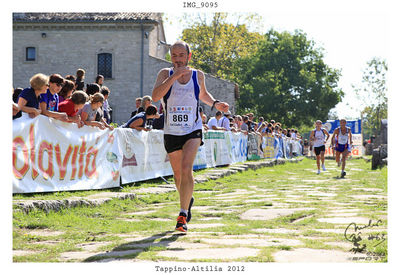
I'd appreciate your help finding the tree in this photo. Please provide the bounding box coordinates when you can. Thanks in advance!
[235,29,343,127]
[180,13,263,81]
[354,58,387,139]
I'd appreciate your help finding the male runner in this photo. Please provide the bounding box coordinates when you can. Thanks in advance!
[309,120,330,174]
[152,41,229,232]
[331,119,353,178]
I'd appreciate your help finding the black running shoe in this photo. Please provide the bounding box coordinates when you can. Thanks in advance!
[187,197,195,223]
[340,171,346,178]
[175,212,188,232]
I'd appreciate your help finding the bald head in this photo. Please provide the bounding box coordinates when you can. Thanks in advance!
[170,41,191,54]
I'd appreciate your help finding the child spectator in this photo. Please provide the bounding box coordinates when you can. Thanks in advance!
[121,104,160,131]
[58,79,75,103]
[78,92,112,130]
[86,83,101,96]
[100,86,112,123]
[17,73,49,118]
[39,74,68,121]
[75,68,85,91]
[58,90,88,128]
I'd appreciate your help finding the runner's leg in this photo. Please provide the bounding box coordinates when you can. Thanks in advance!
[168,150,183,192]
[179,138,201,211]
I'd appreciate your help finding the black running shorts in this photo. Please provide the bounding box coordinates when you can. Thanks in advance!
[164,129,203,154]
[314,145,326,156]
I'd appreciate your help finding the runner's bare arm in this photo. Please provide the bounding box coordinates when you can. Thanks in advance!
[331,129,338,144]
[323,129,330,141]
[198,70,229,112]
[349,129,353,144]
[310,130,315,141]
[152,67,192,102]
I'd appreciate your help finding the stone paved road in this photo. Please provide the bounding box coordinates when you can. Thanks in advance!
[13,157,387,263]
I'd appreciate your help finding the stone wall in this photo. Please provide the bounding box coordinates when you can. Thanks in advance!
[13,23,236,124]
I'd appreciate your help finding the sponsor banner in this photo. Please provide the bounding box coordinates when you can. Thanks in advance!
[12,114,121,193]
[262,136,275,158]
[118,129,173,184]
[13,114,299,194]
[247,134,261,160]
[323,119,362,134]
[228,131,248,164]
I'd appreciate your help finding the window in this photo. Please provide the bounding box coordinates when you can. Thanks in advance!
[97,53,112,78]
[26,47,36,61]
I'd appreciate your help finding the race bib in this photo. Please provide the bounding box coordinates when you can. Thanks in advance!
[168,106,194,129]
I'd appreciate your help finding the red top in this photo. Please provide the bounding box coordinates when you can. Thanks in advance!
[58,99,78,116]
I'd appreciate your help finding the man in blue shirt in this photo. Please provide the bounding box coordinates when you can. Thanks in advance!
[39,74,68,121]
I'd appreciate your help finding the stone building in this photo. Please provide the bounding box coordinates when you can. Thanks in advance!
[13,12,237,124]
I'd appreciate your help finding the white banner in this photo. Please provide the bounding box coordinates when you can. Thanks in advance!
[12,116,258,193]
[12,114,121,193]
[118,129,173,184]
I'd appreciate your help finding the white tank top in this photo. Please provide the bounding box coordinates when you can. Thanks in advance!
[313,129,325,147]
[162,69,202,135]
[338,127,349,145]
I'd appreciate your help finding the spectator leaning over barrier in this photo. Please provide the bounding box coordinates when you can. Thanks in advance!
[234,115,242,129]
[218,110,231,131]
[39,74,69,122]
[17,73,50,118]
[240,115,249,134]
[13,87,23,119]
[257,116,264,130]
[79,92,111,130]
[121,104,160,131]
[75,68,85,91]
[131,97,143,118]
[58,90,88,128]
[58,79,75,103]
[100,86,112,124]
[86,83,101,96]
[207,111,225,131]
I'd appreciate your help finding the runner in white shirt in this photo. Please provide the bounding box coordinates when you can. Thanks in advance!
[152,41,229,232]
[309,120,330,174]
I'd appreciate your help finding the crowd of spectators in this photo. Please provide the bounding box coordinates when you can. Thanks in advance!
[13,70,114,131]
[13,71,304,156]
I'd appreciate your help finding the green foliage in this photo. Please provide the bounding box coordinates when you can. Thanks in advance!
[181,13,263,81]
[235,29,343,126]
[353,58,387,139]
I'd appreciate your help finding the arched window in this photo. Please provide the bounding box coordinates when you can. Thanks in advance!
[97,53,112,78]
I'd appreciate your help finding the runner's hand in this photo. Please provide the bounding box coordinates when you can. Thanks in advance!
[173,66,192,79]
[215,102,229,113]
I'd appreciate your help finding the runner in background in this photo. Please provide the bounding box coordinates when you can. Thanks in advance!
[331,119,353,178]
[309,120,330,174]
[152,41,229,233]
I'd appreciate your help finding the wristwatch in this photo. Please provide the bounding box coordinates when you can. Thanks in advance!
[211,100,220,111]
